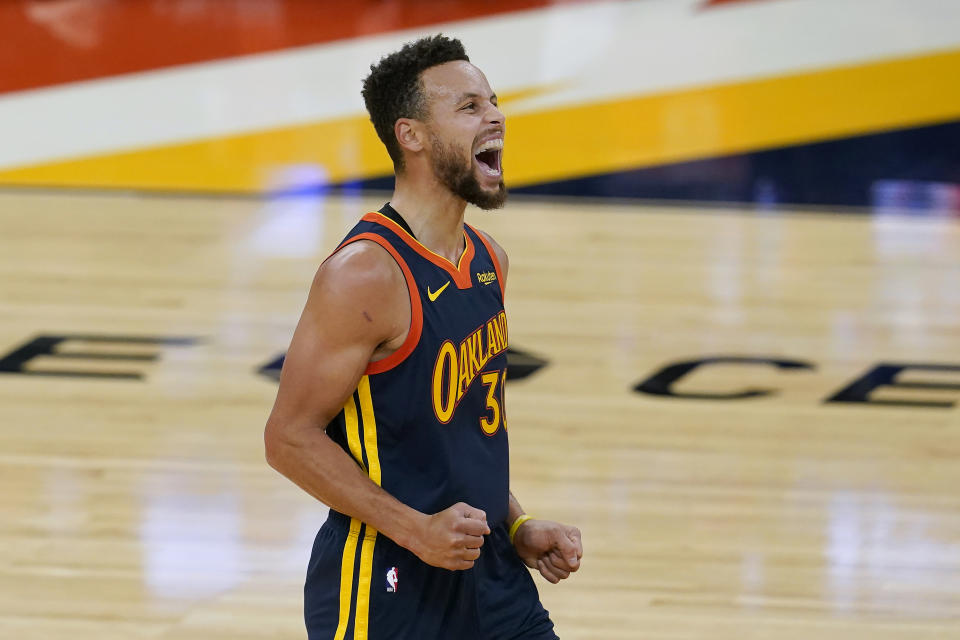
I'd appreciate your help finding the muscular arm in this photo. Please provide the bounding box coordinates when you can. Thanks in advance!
[477,229,584,583]
[264,240,488,570]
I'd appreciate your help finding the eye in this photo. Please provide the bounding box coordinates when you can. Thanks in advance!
[460,102,475,111]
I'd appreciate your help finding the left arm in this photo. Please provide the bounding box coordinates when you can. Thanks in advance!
[506,491,582,584]
[477,228,584,584]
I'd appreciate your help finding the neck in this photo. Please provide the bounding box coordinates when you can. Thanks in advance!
[389,171,467,264]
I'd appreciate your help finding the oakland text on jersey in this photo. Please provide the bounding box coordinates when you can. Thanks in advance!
[432,310,508,423]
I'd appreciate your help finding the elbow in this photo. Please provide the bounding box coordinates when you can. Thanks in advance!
[264,415,330,472]
[263,418,321,472]
[263,421,287,472]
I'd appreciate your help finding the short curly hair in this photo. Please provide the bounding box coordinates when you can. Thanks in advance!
[362,34,469,172]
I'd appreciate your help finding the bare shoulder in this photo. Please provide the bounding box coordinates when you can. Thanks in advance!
[266,239,409,437]
[306,239,408,342]
[315,239,404,296]
[473,228,509,277]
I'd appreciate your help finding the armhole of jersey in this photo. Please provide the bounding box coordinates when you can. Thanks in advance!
[468,224,506,299]
[334,232,423,376]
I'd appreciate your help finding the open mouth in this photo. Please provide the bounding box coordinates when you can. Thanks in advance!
[474,138,503,178]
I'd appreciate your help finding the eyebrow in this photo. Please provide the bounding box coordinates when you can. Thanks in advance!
[455,92,498,104]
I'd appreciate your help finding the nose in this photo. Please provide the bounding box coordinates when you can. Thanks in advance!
[486,102,505,126]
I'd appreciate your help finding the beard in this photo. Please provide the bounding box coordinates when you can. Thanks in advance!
[430,134,507,211]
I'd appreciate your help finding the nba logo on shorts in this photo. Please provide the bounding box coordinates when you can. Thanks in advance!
[386,567,398,593]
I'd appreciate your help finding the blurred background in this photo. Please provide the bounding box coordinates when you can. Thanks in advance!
[1,1,959,639]
[2,0,958,209]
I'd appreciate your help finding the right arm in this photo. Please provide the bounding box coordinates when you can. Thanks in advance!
[263,240,489,570]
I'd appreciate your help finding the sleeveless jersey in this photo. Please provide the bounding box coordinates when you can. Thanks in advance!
[326,204,511,528]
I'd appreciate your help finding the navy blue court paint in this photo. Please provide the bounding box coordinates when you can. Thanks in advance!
[346,119,960,211]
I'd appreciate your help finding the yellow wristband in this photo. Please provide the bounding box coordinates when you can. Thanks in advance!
[508,514,533,544]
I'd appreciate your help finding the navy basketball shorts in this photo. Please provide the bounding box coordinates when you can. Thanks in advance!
[305,511,558,640]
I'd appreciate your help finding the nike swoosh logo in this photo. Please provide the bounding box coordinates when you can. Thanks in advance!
[427,281,451,302]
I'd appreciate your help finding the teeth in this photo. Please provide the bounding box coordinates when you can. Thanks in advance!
[475,138,504,154]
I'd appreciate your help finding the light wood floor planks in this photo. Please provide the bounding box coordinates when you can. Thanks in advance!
[1,190,959,639]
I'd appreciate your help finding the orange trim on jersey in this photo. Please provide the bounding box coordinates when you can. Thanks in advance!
[362,212,475,289]
[334,232,423,375]
[468,224,506,299]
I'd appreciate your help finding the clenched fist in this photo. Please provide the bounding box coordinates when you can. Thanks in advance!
[412,502,491,570]
[512,518,582,584]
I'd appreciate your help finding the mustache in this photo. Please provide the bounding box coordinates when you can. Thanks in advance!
[474,128,505,144]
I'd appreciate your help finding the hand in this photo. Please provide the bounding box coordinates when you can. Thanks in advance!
[412,502,491,570]
[513,519,582,584]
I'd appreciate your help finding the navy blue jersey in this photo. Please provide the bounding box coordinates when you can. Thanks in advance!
[305,205,556,640]
[326,203,510,526]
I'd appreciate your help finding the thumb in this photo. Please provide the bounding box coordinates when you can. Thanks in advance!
[557,530,580,567]
[567,527,583,558]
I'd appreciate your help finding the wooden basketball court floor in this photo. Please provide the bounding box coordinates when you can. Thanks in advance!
[1,188,958,639]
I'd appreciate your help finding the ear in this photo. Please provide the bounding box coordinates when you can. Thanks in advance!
[395,118,425,155]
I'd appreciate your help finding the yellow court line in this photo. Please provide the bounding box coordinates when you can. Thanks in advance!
[507,47,960,185]
[1,49,958,192]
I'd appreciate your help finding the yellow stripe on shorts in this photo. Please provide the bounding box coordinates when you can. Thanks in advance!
[352,375,382,639]
[333,517,362,640]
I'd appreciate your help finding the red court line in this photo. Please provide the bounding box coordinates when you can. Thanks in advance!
[0,0,586,95]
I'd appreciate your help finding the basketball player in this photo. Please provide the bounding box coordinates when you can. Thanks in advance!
[264,34,582,639]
